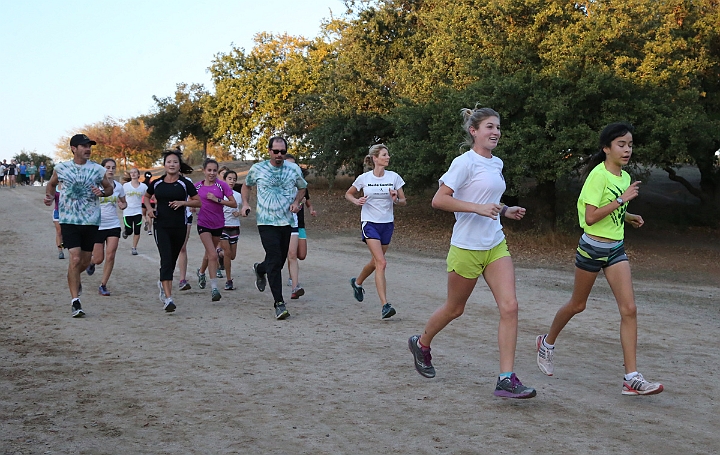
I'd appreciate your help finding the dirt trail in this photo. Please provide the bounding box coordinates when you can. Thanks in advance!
[1,187,719,454]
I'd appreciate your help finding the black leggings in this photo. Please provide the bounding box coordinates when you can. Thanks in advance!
[124,214,143,236]
[154,226,187,281]
[256,225,292,303]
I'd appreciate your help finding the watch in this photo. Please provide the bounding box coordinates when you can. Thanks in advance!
[615,197,623,205]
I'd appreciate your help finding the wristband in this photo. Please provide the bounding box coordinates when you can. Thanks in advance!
[499,205,508,217]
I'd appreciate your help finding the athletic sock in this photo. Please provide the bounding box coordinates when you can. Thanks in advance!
[624,371,639,381]
[418,340,430,350]
[499,372,513,379]
[542,336,555,350]
[71,298,80,304]
[210,279,218,290]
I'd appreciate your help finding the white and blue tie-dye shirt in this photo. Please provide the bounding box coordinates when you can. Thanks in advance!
[55,160,106,225]
[245,160,307,226]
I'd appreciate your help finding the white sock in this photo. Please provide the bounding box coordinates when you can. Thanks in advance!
[210,279,218,290]
[542,335,554,349]
[624,371,639,381]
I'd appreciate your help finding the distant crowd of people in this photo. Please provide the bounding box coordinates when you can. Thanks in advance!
[0,159,47,187]
[37,108,664,400]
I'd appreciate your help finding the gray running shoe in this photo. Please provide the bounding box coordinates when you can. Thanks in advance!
[274,302,289,320]
[350,278,364,302]
[86,263,95,276]
[157,280,166,303]
[216,269,223,279]
[224,280,234,291]
[164,298,176,312]
[58,251,65,259]
[179,280,191,291]
[131,247,138,255]
[622,373,663,396]
[253,263,266,292]
[381,303,396,319]
[211,288,222,302]
[197,268,207,289]
[536,334,554,376]
[71,299,85,318]
[494,374,536,399]
[122,230,129,239]
[408,335,435,378]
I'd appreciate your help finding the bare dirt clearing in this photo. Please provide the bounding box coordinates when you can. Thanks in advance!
[1,178,718,454]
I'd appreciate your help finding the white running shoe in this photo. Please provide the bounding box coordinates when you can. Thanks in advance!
[536,334,554,376]
[622,373,663,396]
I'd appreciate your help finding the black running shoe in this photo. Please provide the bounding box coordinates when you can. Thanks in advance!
[164,298,176,313]
[350,277,364,302]
[71,299,85,318]
[381,303,396,319]
[86,263,95,276]
[274,302,289,320]
[253,263,266,292]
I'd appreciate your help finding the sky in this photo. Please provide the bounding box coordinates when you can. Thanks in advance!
[0,0,345,162]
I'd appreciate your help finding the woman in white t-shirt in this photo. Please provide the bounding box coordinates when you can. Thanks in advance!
[86,159,127,296]
[407,107,536,399]
[345,144,406,319]
[218,170,242,291]
[122,168,148,255]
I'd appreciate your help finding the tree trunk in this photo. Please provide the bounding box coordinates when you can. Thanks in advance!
[533,180,558,230]
[203,140,208,161]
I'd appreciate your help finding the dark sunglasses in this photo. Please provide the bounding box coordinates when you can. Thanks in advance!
[270,149,287,155]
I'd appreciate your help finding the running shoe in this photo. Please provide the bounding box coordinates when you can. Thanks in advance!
[494,374,537,399]
[536,334,554,376]
[216,269,224,279]
[71,299,85,318]
[122,230,129,239]
[381,303,396,319]
[157,280,166,303]
[164,298,176,313]
[291,286,304,299]
[58,251,65,259]
[144,223,149,232]
[98,285,110,296]
[211,288,222,301]
[224,280,234,291]
[408,335,435,378]
[131,248,138,255]
[179,279,191,291]
[350,277,364,302]
[622,373,664,396]
[197,269,207,289]
[274,302,289,320]
[253,263,266,292]
[287,278,292,287]
[147,229,152,235]
[86,263,95,275]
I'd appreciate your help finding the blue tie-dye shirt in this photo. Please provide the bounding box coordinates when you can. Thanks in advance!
[245,160,307,226]
[55,160,106,225]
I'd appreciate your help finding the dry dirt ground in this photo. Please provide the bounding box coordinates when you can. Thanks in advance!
[1,181,719,455]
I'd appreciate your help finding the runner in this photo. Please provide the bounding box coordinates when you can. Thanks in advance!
[18,161,27,186]
[407,107,536,399]
[39,161,47,184]
[145,150,200,312]
[284,154,317,300]
[8,160,17,188]
[345,144,406,319]
[121,167,148,255]
[26,162,37,186]
[195,158,236,302]
[535,122,663,396]
[241,136,307,320]
[85,159,127,296]
[0,161,5,187]
[218,170,242,291]
[43,134,113,317]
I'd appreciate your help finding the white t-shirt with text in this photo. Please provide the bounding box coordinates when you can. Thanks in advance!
[351,170,405,223]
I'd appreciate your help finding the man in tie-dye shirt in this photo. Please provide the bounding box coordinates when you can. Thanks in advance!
[241,136,307,320]
[44,134,114,318]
